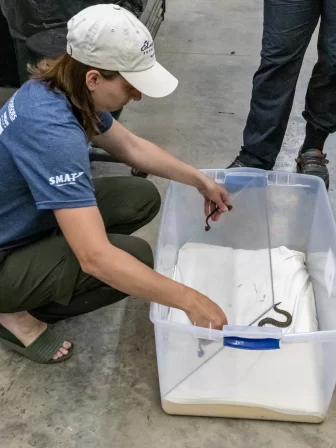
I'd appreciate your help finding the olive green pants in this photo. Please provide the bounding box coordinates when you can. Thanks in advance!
[0,177,161,323]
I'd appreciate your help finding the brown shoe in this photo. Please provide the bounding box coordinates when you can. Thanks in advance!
[226,157,246,169]
[296,149,329,189]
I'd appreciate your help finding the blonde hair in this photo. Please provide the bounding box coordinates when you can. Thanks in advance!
[28,53,119,139]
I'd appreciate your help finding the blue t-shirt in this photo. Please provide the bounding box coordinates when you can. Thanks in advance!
[0,80,113,250]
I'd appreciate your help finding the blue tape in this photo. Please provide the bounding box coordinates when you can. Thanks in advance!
[223,337,280,351]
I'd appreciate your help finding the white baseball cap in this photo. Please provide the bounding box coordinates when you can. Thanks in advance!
[66,4,178,98]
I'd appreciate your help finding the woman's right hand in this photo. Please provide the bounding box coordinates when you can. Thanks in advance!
[184,290,228,330]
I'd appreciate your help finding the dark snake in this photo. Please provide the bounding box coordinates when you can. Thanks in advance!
[205,205,233,231]
[258,302,292,328]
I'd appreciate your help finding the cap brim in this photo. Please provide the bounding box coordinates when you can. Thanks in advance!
[120,61,178,98]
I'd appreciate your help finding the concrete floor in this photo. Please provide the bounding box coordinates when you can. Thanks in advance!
[2,0,336,447]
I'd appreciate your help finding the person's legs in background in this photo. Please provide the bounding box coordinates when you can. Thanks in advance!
[229,0,320,170]
[296,0,336,188]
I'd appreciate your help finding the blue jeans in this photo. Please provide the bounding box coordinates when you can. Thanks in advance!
[239,0,336,169]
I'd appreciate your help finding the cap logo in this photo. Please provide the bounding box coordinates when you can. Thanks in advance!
[141,40,154,57]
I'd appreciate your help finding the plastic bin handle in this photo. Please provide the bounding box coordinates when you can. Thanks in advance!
[223,336,280,350]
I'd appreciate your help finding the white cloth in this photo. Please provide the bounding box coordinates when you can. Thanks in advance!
[165,244,323,416]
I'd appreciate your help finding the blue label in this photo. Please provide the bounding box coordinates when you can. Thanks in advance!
[223,337,280,351]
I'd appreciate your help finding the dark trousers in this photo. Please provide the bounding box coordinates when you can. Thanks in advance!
[239,0,336,170]
[0,177,161,323]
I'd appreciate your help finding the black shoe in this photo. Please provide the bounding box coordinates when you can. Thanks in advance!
[296,149,329,189]
[226,157,246,169]
[131,168,148,178]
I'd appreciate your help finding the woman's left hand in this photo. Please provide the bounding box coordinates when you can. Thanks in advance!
[198,176,231,222]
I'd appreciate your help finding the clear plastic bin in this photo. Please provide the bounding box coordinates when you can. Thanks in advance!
[151,168,336,423]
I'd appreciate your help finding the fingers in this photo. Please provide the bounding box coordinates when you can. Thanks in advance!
[202,180,232,218]
[220,188,231,207]
[204,199,211,217]
[209,187,232,221]
[205,200,222,221]
[216,189,232,213]
[187,301,228,331]
[207,202,229,221]
[211,189,231,215]
[212,208,222,222]
[193,316,227,330]
[210,201,217,219]
[215,198,229,214]
[210,312,228,330]
[206,202,226,222]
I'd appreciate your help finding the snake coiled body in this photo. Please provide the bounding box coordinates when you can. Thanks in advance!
[258,302,292,328]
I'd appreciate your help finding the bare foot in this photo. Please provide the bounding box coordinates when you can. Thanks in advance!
[0,312,71,360]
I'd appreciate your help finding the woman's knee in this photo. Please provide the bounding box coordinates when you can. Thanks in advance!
[94,176,161,227]
[107,234,154,268]
[132,178,161,217]
[132,237,154,268]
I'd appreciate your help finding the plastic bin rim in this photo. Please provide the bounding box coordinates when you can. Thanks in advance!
[150,318,336,344]
[199,167,326,186]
